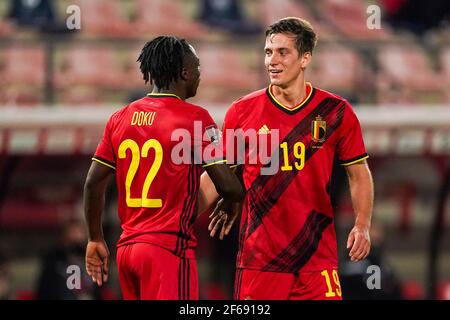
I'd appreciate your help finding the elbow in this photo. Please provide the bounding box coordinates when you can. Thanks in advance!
[84,175,100,197]
[84,176,94,193]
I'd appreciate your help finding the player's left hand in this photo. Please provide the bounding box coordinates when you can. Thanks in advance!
[347,225,371,261]
[86,240,109,286]
[208,199,242,240]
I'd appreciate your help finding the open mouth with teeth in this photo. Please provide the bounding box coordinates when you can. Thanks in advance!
[269,70,282,74]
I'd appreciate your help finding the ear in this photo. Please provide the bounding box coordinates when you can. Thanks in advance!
[300,52,312,69]
[180,67,189,81]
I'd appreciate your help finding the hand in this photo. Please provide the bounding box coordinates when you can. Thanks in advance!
[85,240,109,286]
[347,225,371,262]
[208,199,242,240]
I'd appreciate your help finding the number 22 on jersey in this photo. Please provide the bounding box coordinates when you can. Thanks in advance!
[118,139,163,208]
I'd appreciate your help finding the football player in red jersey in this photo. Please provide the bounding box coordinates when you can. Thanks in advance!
[83,36,245,300]
[201,17,374,300]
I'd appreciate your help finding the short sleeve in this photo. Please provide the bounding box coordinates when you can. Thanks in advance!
[92,115,116,170]
[222,103,242,168]
[193,109,226,168]
[336,103,369,166]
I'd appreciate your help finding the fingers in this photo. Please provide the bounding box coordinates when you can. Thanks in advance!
[209,215,226,238]
[209,210,228,237]
[352,242,370,261]
[347,232,355,249]
[224,214,238,236]
[219,215,228,240]
[349,233,370,261]
[86,262,103,286]
[208,214,221,231]
[102,257,109,283]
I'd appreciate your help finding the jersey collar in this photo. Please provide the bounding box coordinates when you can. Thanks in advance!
[147,93,182,100]
[266,82,315,115]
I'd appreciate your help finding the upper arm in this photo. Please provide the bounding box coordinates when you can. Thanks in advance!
[345,160,372,182]
[85,161,114,189]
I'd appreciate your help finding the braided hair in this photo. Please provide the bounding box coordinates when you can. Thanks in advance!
[137,36,191,89]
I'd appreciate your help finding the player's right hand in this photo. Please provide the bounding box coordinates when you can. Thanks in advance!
[85,240,109,286]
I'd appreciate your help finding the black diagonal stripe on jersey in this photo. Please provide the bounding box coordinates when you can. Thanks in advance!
[245,98,345,237]
[186,258,191,300]
[175,163,194,256]
[262,211,332,273]
[182,163,197,256]
[187,166,202,229]
[234,268,244,300]
[178,258,184,299]
[236,198,249,268]
[182,165,201,257]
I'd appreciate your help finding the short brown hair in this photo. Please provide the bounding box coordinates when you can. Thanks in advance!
[265,17,317,55]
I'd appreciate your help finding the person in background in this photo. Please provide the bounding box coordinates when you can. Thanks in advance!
[198,0,261,34]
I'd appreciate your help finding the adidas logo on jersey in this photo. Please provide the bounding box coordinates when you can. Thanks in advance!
[258,125,271,134]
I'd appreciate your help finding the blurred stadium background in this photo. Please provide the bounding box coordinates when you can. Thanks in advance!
[0,0,449,300]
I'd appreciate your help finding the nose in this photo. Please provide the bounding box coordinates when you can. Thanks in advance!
[268,52,279,66]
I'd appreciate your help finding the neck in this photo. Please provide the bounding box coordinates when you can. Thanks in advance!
[151,86,186,100]
[271,80,307,107]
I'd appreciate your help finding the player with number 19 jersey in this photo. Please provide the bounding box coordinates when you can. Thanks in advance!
[223,83,368,276]
[93,93,224,259]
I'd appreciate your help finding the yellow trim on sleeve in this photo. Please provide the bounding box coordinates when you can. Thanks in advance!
[229,164,241,169]
[341,155,369,167]
[202,159,227,168]
[92,158,116,170]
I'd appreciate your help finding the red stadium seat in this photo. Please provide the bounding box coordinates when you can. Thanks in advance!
[57,86,105,106]
[259,0,334,39]
[0,20,14,36]
[132,0,207,38]
[0,47,45,86]
[193,46,262,103]
[0,47,45,106]
[376,44,447,103]
[319,0,392,39]
[120,46,149,90]
[439,47,450,102]
[54,46,123,89]
[72,0,132,37]
[308,45,366,95]
[0,87,43,106]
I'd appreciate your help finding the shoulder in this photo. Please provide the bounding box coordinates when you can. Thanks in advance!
[181,100,214,119]
[313,86,348,104]
[312,86,356,112]
[106,104,130,127]
[227,88,268,118]
[232,88,267,109]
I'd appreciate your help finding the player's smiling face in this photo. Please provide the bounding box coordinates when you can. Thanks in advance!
[264,33,311,89]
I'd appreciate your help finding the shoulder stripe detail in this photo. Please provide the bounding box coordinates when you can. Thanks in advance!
[92,157,116,170]
[341,154,369,166]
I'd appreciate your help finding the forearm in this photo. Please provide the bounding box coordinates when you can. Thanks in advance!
[84,181,107,241]
[197,172,221,216]
[348,166,374,229]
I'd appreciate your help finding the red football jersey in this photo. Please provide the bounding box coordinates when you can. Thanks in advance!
[223,83,368,273]
[93,93,224,258]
